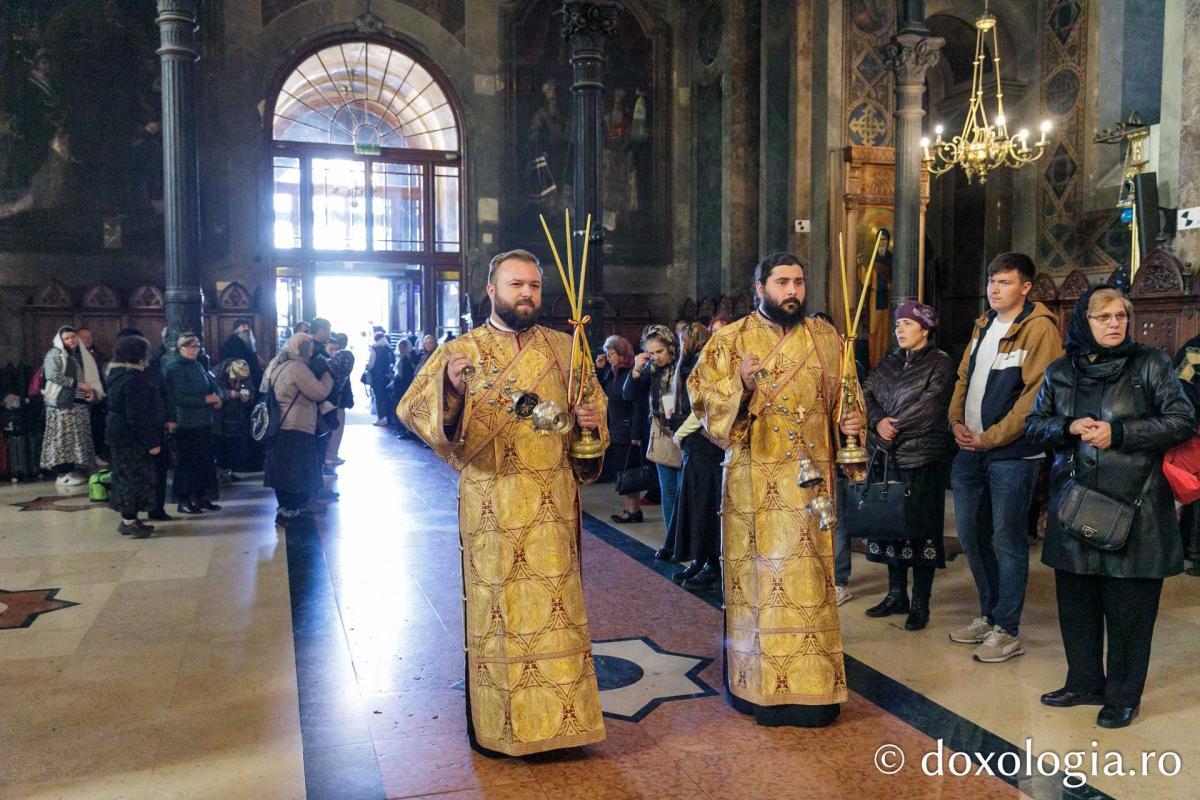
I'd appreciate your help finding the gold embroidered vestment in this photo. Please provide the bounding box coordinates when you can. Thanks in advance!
[397,323,608,755]
[688,313,849,708]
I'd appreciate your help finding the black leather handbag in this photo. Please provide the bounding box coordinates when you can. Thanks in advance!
[1056,368,1154,551]
[1056,460,1154,552]
[616,445,658,496]
[844,447,913,540]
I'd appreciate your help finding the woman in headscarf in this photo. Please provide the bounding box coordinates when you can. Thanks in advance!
[212,357,256,480]
[859,301,956,630]
[1026,286,1195,728]
[667,322,724,589]
[104,335,161,537]
[163,335,222,514]
[40,325,104,485]
[261,333,333,522]
[623,324,684,551]
[599,335,646,522]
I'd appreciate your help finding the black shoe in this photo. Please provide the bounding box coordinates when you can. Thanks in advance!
[611,510,644,523]
[197,500,221,511]
[177,503,203,515]
[1041,688,1105,708]
[904,598,930,630]
[148,509,174,522]
[654,547,674,561]
[118,521,154,538]
[1097,704,1139,728]
[865,589,910,618]
[684,563,720,590]
[672,561,703,585]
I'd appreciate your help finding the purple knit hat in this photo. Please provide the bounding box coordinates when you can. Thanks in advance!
[894,300,939,330]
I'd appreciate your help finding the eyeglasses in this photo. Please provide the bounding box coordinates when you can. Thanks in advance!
[180,343,201,349]
[1087,313,1129,326]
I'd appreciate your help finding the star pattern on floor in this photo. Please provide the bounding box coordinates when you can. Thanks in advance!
[591,636,716,722]
[0,588,79,629]
[11,492,94,512]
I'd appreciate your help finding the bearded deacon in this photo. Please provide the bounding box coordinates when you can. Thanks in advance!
[688,252,864,728]
[398,249,608,756]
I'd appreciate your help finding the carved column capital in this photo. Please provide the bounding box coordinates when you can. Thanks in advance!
[560,0,622,41]
[883,31,944,86]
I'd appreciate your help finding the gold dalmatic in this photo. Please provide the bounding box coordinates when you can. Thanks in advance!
[397,322,608,755]
[688,312,849,708]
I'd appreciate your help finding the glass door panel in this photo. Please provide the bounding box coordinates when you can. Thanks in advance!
[312,158,367,250]
[372,163,424,251]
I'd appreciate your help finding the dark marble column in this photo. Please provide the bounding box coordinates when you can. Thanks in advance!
[157,0,203,351]
[884,11,942,303]
[563,0,619,342]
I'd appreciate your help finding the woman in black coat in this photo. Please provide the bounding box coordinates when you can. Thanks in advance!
[667,322,725,590]
[1025,286,1195,729]
[860,302,956,630]
[599,335,647,522]
[104,335,163,538]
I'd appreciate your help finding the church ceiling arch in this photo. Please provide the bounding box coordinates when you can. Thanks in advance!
[272,40,460,152]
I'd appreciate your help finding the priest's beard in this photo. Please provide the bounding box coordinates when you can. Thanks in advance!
[759,295,806,327]
[238,330,256,352]
[494,295,540,332]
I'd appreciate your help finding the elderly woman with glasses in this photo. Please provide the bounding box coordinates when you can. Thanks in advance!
[1025,286,1195,729]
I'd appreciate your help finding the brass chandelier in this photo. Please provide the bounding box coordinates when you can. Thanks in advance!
[921,2,1052,184]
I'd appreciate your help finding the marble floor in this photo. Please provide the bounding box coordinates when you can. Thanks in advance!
[2,414,1197,799]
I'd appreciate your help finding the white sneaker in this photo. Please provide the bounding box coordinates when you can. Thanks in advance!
[59,472,87,487]
[55,474,72,485]
[372,419,388,427]
[973,626,1025,663]
[835,585,853,606]
[949,615,992,644]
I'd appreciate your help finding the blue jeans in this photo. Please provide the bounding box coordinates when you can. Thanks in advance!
[657,463,681,538]
[950,451,1040,635]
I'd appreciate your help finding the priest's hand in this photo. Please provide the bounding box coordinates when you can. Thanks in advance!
[445,354,472,396]
[739,355,761,391]
[574,401,601,431]
[839,410,864,437]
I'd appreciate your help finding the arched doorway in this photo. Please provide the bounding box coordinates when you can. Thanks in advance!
[267,39,465,346]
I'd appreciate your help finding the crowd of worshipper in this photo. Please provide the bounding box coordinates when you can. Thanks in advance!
[30,248,1200,731]
[35,317,359,535]
[578,251,1199,730]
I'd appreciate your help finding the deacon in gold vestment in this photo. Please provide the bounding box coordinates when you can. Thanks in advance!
[398,250,608,756]
[688,253,864,727]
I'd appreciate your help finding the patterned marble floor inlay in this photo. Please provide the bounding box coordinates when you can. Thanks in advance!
[592,636,716,721]
[0,587,78,629]
[10,492,95,512]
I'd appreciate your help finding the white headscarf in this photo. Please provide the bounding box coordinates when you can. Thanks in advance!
[52,327,105,400]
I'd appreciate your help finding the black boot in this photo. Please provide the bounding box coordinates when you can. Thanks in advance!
[904,596,929,630]
[673,560,703,585]
[905,566,934,630]
[683,562,720,590]
[866,565,910,617]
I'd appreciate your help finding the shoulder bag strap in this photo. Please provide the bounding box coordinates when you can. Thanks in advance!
[273,363,302,427]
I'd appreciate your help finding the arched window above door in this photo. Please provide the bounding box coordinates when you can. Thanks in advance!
[273,41,459,152]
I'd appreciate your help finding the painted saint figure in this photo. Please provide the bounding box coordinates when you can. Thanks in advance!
[398,249,608,756]
[688,252,865,727]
